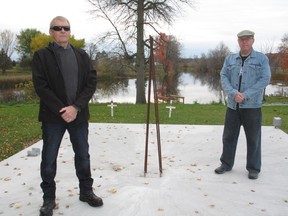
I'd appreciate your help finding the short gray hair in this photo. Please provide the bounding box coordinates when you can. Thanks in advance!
[50,16,70,28]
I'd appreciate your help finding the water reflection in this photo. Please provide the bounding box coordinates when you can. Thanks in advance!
[266,84,288,97]
[178,73,222,104]
[1,72,287,104]
[92,79,136,103]
[94,73,222,104]
[94,72,288,104]
[0,89,25,103]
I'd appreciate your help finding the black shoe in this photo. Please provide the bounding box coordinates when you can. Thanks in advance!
[248,171,259,180]
[214,165,229,174]
[39,199,56,216]
[80,192,103,207]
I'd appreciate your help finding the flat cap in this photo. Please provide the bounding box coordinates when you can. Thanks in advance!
[237,30,255,38]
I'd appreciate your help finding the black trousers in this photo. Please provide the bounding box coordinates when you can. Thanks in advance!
[220,107,262,172]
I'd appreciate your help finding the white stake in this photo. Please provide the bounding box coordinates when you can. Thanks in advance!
[166,100,176,118]
[107,100,117,117]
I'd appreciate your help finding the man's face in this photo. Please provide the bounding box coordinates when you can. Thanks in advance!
[238,36,254,54]
[49,19,71,46]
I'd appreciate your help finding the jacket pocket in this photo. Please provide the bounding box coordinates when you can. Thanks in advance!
[243,64,261,87]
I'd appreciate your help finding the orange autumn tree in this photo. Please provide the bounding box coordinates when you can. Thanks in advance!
[278,53,288,71]
[155,33,169,62]
[278,33,288,71]
[154,33,177,97]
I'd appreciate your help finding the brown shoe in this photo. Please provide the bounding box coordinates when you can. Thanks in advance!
[80,192,103,207]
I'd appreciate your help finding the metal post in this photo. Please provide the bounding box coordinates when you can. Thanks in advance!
[144,36,163,175]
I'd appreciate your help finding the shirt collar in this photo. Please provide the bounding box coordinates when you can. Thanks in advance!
[53,42,71,49]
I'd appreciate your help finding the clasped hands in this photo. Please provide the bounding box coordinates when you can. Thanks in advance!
[234,92,245,103]
[60,105,78,123]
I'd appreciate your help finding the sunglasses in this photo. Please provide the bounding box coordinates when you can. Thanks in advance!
[50,26,70,31]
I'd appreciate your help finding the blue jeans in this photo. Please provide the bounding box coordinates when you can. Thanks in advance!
[40,122,93,200]
[220,107,262,173]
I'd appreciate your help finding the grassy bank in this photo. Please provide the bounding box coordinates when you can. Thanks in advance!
[1,101,287,161]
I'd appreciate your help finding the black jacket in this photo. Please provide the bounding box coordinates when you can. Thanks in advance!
[32,42,96,124]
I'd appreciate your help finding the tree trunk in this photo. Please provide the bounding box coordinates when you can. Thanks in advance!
[135,0,146,104]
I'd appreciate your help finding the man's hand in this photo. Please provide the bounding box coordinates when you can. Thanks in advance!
[60,105,78,123]
[234,92,245,103]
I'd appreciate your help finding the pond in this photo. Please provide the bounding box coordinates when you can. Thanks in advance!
[1,72,287,104]
[93,72,288,104]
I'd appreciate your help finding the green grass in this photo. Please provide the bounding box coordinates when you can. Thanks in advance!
[264,95,288,104]
[89,103,227,125]
[0,102,287,161]
[0,103,41,160]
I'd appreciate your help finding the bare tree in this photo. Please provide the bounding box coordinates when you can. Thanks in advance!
[87,0,195,104]
[0,30,16,73]
[259,39,275,54]
[278,33,288,53]
[0,29,16,59]
[86,42,98,60]
[206,42,230,73]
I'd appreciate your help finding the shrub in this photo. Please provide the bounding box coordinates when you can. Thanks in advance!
[15,80,38,101]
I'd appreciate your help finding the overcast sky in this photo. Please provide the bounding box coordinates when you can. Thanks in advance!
[1,0,287,58]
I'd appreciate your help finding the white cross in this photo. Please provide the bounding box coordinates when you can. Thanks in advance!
[107,100,117,117]
[166,100,176,118]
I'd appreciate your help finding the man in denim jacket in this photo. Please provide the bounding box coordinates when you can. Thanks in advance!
[214,30,271,180]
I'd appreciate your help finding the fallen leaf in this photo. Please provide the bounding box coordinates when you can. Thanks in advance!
[15,204,21,209]
[108,188,117,193]
[112,165,124,171]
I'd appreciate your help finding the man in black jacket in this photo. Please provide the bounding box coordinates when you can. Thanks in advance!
[32,16,103,216]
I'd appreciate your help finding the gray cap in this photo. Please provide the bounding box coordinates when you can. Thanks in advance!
[237,30,255,38]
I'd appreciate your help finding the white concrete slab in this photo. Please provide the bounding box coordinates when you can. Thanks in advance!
[0,124,288,216]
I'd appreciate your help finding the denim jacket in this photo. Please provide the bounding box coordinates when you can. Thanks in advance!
[220,49,271,110]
